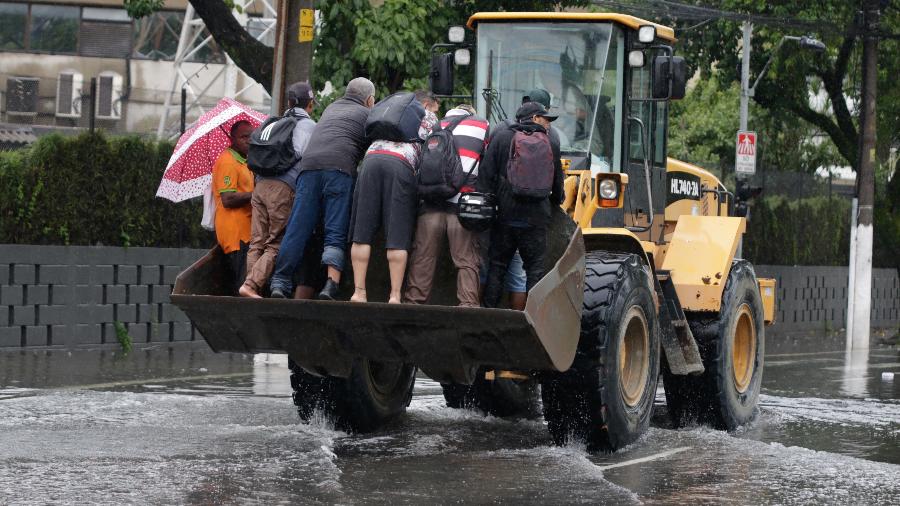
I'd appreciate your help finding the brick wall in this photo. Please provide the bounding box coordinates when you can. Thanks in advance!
[0,244,897,349]
[0,245,206,348]
[755,265,899,334]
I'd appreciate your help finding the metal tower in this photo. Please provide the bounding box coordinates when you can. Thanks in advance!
[156,0,276,139]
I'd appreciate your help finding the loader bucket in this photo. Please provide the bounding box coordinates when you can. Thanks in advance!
[172,210,584,384]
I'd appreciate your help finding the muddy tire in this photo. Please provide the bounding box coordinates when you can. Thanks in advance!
[541,251,660,452]
[441,373,541,418]
[289,358,416,433]
[663,260,765,430]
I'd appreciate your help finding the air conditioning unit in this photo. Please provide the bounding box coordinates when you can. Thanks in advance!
[56,71,83,118]
[95,71,123,120]
[5,77,39,116]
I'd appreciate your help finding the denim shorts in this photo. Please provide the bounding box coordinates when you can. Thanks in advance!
[480,250,527,293]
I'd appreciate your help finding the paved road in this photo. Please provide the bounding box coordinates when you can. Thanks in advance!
[0,340,897,504]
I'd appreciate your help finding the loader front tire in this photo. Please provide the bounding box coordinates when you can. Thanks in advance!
[289,357,416,433]
[663,260,765,430]
[541,251,660,452]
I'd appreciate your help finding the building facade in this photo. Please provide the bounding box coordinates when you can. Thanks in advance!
[0,0,271,139]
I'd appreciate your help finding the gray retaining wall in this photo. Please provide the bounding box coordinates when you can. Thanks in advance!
[755,265,899,334]
[0,244,898,349]
[0,244,207,348]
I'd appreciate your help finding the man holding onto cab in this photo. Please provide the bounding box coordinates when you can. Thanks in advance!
[478,102,564,308]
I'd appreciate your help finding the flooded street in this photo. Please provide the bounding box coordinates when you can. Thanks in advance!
[0,340,897,505]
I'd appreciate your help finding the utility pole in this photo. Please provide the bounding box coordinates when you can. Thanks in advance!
[736,21,752,258]
[849,0,880,350]
[739,21,752,132]
[271,0,315,113]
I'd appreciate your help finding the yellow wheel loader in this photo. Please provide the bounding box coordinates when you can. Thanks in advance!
[172,12,776,451]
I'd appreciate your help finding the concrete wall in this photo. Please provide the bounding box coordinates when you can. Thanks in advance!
[0,245,898,349]
[0,244,206,348]
[755,265,899,335]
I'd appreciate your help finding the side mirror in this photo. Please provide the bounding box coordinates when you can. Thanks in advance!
[651,55,687,100]
[430,53,454,96]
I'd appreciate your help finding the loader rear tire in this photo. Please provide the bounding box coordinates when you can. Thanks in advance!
[663,260,765,430]
[289,357,416,433]
[541,251,660,452]
[441,372,541,418]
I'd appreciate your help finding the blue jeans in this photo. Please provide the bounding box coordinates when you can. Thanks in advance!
[480,250,527,293]
[270,170,353,293]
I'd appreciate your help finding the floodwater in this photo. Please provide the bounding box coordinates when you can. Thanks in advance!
[0,339,897,505]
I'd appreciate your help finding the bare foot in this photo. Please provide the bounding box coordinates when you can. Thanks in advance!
[238,284,261,298]
[388,294,402,304]
[350,288,367,303]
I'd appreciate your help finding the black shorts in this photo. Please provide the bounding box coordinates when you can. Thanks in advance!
[350,154,418,250]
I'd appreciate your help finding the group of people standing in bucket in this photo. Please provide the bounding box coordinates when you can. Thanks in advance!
[210,76,564,309]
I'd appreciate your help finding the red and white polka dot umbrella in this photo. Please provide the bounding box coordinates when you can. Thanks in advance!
[156,97,267,203]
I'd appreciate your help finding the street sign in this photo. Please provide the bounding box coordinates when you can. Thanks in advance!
[298,9,314,42]
[735,130,757,175]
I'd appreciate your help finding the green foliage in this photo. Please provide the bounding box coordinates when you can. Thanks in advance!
[123,0,165,19]
[669,79,740,171]
[0,132,211,248]
[312,0,589,98]
[669,0,900,171]
[114,321,133,355]
[744,196,851,266]
[874,168,900,272]
[670,76,842,174]
[744,187,898,269]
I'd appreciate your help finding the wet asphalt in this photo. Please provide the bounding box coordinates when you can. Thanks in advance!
[0,337,897,505]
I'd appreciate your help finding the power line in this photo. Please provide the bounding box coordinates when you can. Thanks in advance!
[591,0,900,39]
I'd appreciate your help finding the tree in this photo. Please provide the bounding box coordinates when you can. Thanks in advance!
[669,77,841,176]
[684,1,897,172]
[125,0,274,91]
[126,0,590,96]
[594,0,899,172]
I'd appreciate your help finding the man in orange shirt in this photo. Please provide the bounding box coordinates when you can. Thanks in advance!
[212,120,255,294]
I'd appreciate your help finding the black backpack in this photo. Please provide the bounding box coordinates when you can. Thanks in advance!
[417,114,471,202]
[365,92,425,142]
[247,111,301,177]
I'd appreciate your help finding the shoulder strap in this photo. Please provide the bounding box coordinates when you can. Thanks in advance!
[441,113,471,134]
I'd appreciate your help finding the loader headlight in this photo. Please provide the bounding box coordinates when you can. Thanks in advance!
[638,25,657,44]
[448,26,465,43]
[598,178,619,200]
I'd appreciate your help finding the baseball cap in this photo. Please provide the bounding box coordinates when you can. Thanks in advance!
[516,101,559,122]
[522,89,551,108]
[287,82,316,104]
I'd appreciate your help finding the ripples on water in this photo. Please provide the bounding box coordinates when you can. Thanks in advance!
[0,356,897,505]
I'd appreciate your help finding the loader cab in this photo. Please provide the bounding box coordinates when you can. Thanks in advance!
[438,13,687,239]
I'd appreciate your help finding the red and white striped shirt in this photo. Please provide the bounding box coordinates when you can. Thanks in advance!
[441,108,490,203]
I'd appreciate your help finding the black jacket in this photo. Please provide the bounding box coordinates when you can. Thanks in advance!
[477,121,564,227]
[300,95,371,178]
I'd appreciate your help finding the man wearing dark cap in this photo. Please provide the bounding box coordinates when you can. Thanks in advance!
[239,82,317,298]
[269,77,376,300]
[510,88,561,146]
[477,102,565,308]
